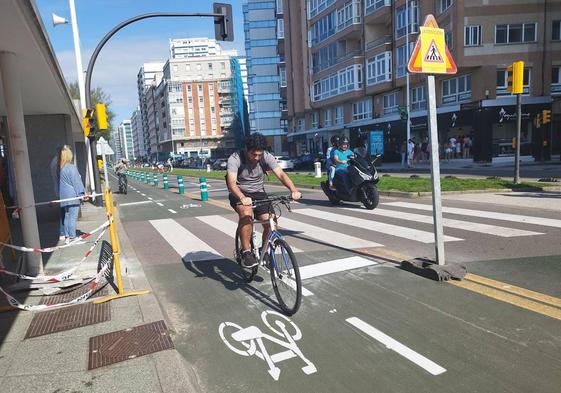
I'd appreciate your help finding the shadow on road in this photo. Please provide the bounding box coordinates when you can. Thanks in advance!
[497,192,561,199]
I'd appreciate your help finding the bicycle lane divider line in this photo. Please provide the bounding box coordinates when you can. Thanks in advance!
[168,209,177,214]
[298,256,378,280]
[156,202,164,207]
[361,247,561,321]
[119,200,154,207]
[346,317,447,376]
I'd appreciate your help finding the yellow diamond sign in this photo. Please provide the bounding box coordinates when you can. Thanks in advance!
[408,15,457,74]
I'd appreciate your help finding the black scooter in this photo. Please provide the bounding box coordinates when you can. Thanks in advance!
[320,155,380,210]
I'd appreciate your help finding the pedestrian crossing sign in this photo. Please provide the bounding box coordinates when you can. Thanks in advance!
[408,14,457,74]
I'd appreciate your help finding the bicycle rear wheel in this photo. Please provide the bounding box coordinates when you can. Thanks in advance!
[269,239,301,316]
[235,229,258,283]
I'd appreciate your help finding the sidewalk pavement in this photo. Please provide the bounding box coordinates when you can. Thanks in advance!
[0,200,200,392]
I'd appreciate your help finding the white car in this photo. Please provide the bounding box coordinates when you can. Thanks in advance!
[275,156,295,170]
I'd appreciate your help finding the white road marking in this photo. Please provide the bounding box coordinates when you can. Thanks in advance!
[156,202,164,207]
[119,200,153,207]
[346,317,447,376]
[150,218,221,261]
[344,207,543,237]
[141,193,146,197]
[147,197,153,200]
[168,209,177,214]
[298,256,378,280]
[384,201,561,229]
[295,209,462,243]
[279,217,383,249]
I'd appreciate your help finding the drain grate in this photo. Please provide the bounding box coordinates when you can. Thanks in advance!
[88,320,174,370]
[25,298,111,339]
[39,286,107,305]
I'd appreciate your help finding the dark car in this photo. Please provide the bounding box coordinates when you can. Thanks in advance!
[212,158,228,170]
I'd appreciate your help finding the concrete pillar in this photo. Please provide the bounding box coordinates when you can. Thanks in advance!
[0,52,43,275]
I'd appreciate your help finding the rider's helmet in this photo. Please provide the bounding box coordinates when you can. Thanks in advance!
[340,136,349,146]
[330,135,340,146]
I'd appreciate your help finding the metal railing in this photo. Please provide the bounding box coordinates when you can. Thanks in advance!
[365,35,392,51]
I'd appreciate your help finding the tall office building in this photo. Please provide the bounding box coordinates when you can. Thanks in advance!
[110,127,123,161]
[282,0,561,161]
[137,62,165,159]
[131,107,145,159]
[170,37,223,59]
[243,0,288,155]
[118,120,135,160]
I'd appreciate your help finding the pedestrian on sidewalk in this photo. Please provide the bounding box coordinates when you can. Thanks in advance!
[463,135,471,158]
[57,145,88,244]
[413,142,420,165]
[421,137,429,163]
[407,138,415,168]
[400,140,407,168]
[455,135,462,158]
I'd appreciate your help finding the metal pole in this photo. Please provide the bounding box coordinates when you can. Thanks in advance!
[100,142,109,191]
[0,52,43,275]
[83,12,225,199]
[427,75,445,265]
[68,0,96,194]
[514,93,522,184]
[405,0,411,143]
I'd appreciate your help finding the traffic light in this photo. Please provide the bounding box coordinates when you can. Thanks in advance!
[399,106,408,121]
[82,108,94,137]
[213,3,234,41]
[542,109,551,124]
[507,61,524,94]
[95,103,108,130]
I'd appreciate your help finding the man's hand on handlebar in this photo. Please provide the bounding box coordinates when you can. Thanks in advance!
[241,196,253,206]
[291,191,302,201]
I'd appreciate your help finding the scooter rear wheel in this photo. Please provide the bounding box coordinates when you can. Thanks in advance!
[320,182,341,205]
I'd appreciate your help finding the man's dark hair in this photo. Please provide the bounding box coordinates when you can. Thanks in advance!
[244,133,268,151]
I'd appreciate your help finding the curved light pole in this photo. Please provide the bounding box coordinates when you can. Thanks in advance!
[84,11,229,202]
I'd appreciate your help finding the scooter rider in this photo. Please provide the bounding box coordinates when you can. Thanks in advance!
[326,135,339,190]
[332,137,354,189]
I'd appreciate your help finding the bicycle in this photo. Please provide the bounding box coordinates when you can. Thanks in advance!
[234,195,302,316]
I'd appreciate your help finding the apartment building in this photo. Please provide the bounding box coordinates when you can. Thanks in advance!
[118,120,135,161]
[131,107,145,159]
[137,62,165,160]
[283,0,561,162]
[243,0,289,155]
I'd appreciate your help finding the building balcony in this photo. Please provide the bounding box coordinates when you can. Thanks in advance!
[365,35,392,53]
[312,49,363,75]
[364,0,391,24]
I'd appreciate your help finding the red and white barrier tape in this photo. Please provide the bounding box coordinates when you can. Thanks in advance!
[0,226,108,282]
[0,264,110,312]
[0,218,111,254]
[7,192,103,212]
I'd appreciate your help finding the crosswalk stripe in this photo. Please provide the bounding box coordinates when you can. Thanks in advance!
[150,218,222,261]
[196,215,303,253]
[295,209,462,243]
[384,202,561,229]
[279,217,384,249]
[299,256,378,280]
[343,207,543,237]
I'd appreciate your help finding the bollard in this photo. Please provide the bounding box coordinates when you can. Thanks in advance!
[206,164,211,172]
[199,176,208,201]
[153,173,159,187]
[177,175,184,194]
[145,172,149,184]
[147,173,151,185]
[163,174,169,190]
[314,161,322,178]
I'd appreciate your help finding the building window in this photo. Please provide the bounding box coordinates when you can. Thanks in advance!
[553,21,561,41]
[365,0,390,16]
[464,25,481,46]
[277,19,285,39]
[336,0,361,31]
[442,74,472,104]
[495,23,537,44]
[552,67,561,94]
[312,64,362,102]
[208,63,213,70]
[445,29,453,50]
[276,0,283,13]
[383,91,400,114]
[496,68,531,95]
[307,0,336,19]
[198,84,202,92]
[352,99,372,121]
[250,57,280,65]
[247,2,275,10]
[439,0,453,13]
[196,63,202,70]
[248,39,278,47]
[173,64,178,72]
[335,106,344,124]
[396,43,414,78]
[221,62,226,69]
[323,108,333,127]
[311,42,337,73]
[297,118,305,131]
[367,51,392,86]
[396,1,419,38]
[279,67,287,87]
[309,10,337,45]
[411,86,426,110]
[311,112,319,128]
[186,64,191,71]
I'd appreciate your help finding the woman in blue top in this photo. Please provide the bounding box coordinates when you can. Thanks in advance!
[333,137,354,171]
[58,146,88,243]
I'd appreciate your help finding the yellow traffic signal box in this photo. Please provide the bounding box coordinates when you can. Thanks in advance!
[507,61,524,94]
[542,109,551,124]
[95,103,108,130]
[82,108,94,137]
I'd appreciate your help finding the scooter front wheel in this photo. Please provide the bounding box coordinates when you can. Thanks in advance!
[360,183,379,210]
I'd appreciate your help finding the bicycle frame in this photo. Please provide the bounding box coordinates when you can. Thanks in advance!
[251,210,291,275]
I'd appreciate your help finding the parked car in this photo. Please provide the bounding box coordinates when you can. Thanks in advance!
[275,156,295,171]
[212,158,228,170]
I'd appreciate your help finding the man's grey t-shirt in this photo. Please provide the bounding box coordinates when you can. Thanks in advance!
[227,151,279,194]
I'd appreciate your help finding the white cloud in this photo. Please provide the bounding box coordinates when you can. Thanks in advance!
[55,38,170,121]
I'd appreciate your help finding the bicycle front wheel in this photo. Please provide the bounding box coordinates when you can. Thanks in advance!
[269,239,301,316]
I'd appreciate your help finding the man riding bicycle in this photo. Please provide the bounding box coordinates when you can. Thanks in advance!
[226,133,301,268]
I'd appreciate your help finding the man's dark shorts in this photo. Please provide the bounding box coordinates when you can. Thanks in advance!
[229,191,270,217]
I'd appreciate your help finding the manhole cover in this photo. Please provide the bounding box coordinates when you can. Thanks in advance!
[88,320,174,370]
[25,298,110,339]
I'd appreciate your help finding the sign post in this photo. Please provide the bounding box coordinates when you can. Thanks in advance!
[408,15,457,266]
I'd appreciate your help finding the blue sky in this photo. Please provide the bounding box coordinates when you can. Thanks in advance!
[36,0,246,124]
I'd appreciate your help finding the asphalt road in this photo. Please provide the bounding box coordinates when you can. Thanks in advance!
[109,172,561,393]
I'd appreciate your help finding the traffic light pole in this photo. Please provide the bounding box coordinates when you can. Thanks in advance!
[84,11,228,204]
[514,93,522,184]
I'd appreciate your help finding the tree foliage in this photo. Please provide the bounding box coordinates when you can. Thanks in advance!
[68,82,115,141]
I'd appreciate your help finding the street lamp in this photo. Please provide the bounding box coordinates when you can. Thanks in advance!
[52,0,96,196]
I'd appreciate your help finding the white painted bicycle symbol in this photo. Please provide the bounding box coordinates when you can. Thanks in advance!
[219,311,317,381]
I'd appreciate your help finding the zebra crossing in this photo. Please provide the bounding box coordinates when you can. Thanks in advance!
[141,201,556,270]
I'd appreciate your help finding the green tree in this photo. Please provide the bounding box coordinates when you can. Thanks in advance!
[68,81,115,141]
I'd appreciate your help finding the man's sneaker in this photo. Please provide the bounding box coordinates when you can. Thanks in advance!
[242,251,258,268]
